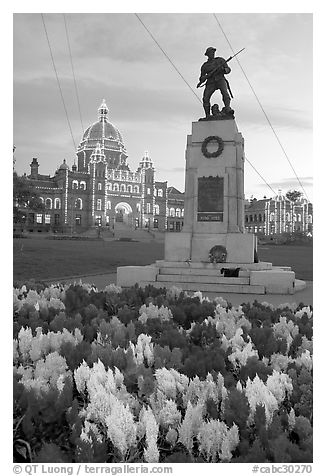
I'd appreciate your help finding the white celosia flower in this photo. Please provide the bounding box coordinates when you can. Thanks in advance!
[105,394,137,458]
[197,420,239,462]
[178,401,204,453]
[228,341,258,368]
[288,408,296,431]
[270,353,292,372]
[155,368,177,400]
[17,327,33,362]
[277,302,297,312]
[220,423,240,462]
[273,316,299,341]
[266,370,293,404]
[139,406,160,463]
[166,286,183,300]
[74,360,91,394]
[56,374,65,393]
[244,375,279,426]
[295,306,312,319]
[80,421,103,444]
[214,296,228,308]
[158,399,182,429]
[192,291,204,303]
[295,350,313,371]
[138,303,172,323]
[236,381,243,392]
[104,283,122,293]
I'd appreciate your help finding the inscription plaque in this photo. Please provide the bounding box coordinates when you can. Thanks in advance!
[197,176,224,222]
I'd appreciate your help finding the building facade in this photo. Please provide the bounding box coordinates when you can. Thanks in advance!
[244,191,313,236]
[21,100,169,233]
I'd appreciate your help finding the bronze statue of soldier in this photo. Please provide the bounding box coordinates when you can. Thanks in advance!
[197,47,234,119]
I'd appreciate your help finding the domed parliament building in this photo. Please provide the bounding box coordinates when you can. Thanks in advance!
[23,100,183,233]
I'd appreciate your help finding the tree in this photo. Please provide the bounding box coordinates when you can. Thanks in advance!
[286,190,302,202]
[13,172,44,224]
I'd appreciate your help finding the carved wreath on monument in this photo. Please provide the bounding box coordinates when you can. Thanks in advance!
[201,135,224,158]
[209,245,227,263]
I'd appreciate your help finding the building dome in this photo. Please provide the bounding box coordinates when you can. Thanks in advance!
[76,100,128,171]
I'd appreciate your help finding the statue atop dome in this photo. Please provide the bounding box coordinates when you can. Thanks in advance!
[98,99,109,122]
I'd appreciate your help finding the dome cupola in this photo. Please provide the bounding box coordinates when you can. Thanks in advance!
[77,100,128,172]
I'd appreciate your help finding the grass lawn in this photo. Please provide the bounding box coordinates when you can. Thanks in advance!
[13,237,312,282]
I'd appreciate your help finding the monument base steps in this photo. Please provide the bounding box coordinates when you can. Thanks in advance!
[116,261,306,295]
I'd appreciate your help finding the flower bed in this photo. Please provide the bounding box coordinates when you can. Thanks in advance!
[13,281,313,463]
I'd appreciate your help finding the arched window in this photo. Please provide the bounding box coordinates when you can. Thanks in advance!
[154,205,159,215]
[286,212,291,221]
[297,213,302,222]
[181,209,184,217]
[80,181,86,190]
[127,185,132,193]
[308,214,313,224]
[176,208,181,217]
[45,198,52,209]
[270,213,275,222]
[120,184,126,192]
[54,198,61,209]
[75,198,82,210]
[134,185,139,193]
[170,208,175,217]
[113,183,119,191]
[97,199,102,211]
[72,180,78,190]
[293,213,297,222]
[136,203,141,212]
[158,189,163,197]
[98,183,102,191]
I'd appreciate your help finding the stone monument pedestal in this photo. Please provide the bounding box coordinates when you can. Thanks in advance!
[117,117,306,295]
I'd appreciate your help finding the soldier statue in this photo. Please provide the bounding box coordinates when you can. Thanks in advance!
[197,47,234,119]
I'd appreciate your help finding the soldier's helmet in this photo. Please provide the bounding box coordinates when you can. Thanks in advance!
[205,47,216,56]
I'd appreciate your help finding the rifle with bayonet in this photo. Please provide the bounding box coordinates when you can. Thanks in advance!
[196,47,245,88]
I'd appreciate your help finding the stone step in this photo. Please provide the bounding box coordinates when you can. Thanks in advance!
[294,279,307,292]
[159,267,250,277]
[157,273,250,285]
[139,280,266,294]
[156,260,273,270]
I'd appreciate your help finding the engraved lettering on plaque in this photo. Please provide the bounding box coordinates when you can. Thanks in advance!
[197,176,224,222]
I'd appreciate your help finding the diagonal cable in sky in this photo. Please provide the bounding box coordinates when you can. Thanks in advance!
[212,13,310,202]
[41,13,77,151]
[63,13,85,137]
[135,13,277,196]
[134,13,202,105]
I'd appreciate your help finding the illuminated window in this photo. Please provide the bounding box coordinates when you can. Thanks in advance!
[98,183,102,191]
[146,203,151,213]
[113,183,119,191]
[97,199,102,210]
[107,201,111,210]
[75,198,82,210]
[54,198,61,209]
[45,198,52,209]
[80,181,86,190]
[158,189,163,197]
[36,214,42,224]
[170,208,175,217]
[147,187,151,195]
[45,214,51,224]
[72,180,78,189]
[176,208,181,217]
[154,205,159,215]
[270,213,275,222]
